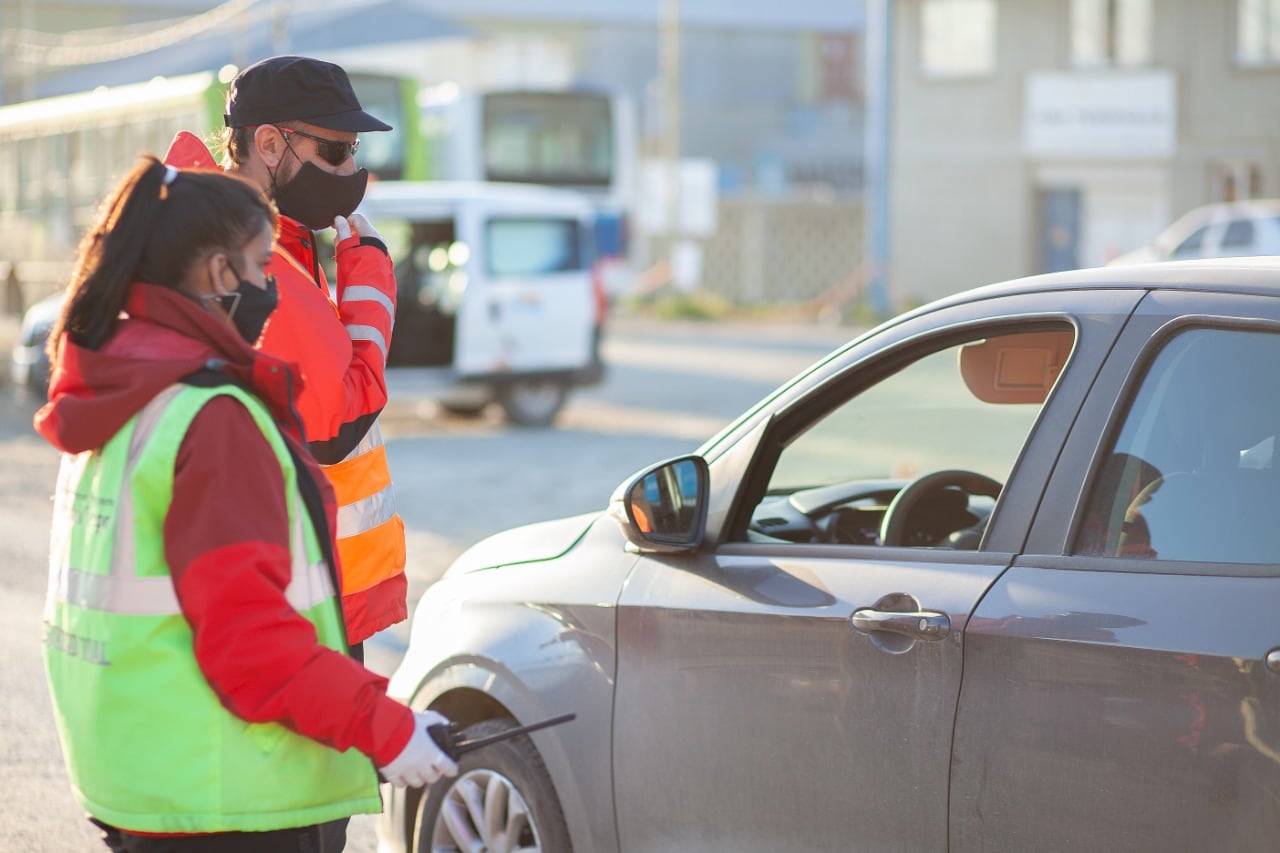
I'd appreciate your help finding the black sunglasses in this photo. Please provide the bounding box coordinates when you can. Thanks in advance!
[275,126,360,167]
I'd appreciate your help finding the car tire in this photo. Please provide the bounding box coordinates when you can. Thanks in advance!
[413,718,572,853]
[496,380,568,427]
[438,400,489,418]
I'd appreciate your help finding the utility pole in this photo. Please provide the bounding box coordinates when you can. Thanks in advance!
[4,0,40,103]
[660,0,682,260]
[864,0,893,319]
[0,5,7,106]
[271,0,292,56]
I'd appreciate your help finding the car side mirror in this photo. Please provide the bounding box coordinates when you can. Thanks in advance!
[609,455,709,553]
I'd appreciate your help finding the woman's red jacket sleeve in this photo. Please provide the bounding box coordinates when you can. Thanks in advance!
[164,397,413,766]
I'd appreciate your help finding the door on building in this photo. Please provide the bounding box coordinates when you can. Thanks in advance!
[1037,188,1082,273]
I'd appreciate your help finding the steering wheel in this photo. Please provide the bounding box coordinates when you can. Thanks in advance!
[878,469,1003,548]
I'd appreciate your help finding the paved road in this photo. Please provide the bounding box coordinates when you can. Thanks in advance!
[0,316,855,851]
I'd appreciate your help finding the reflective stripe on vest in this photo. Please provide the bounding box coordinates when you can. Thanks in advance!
[340,284,394,364]
[333,421,397,539]
[277,250,392,364]
[324,421,405,599]
[345,324,388,361]
[340,284,395,321]
[43,382,380,834]
[47,388,334,617]
[273,243,406,623]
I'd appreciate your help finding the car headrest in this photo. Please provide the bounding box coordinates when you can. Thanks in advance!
[959,329,1074,405]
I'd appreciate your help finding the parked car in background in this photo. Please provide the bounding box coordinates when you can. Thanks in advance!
[1109,198,1280,265]
[380,257,1280,853]
[8,292,62,392]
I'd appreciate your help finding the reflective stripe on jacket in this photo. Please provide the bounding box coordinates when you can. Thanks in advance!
[263,218,408,643]
[43,382,381,834]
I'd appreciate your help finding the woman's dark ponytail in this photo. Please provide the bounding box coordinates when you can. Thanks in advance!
[52,158,168,353]
[47,155,276,361]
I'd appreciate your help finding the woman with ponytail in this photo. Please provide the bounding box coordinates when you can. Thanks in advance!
[36,157,455,853]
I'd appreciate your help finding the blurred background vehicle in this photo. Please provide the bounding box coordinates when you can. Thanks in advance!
[1107,199,1280,265]
[419,84,637,296]
[8,292,61,393]
[354,180,606,426]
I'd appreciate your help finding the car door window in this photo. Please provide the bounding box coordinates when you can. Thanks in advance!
[1076,327,1280,563]
[743,326,1076,548]
[1221,218,1256,250]
[1170,224,1210,257]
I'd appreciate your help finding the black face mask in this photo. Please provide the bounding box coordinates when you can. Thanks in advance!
[206,272,279,344]
[273,161,369,230]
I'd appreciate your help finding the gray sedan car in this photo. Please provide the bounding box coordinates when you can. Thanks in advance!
[380,258,1280,853]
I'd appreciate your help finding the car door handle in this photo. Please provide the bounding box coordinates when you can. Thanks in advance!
[851,608,950,641]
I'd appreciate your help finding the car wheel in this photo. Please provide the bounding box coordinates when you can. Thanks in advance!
[496,380,568,427]
[414,718,572,853]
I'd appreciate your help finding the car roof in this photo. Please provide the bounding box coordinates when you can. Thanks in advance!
[1152,199,1280,247]
[908,256,1280,319]
[1179,198,1280,218]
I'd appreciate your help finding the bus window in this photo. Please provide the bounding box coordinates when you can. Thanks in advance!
[68,130,90,208]
[482,92,613,187]
[348,74,407,180]
[18,138,38,211]
[0,70,414,279]
[0,144,15,213]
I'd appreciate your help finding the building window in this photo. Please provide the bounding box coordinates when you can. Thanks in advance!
[1237,0,1280,65]
[920,0,997,78]
[1071,0,1153,67]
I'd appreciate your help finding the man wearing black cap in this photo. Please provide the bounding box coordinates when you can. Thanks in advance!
[164,55,456,851]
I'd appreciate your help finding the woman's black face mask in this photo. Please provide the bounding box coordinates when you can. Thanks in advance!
[205,270,279,344]
[272,161,369,231]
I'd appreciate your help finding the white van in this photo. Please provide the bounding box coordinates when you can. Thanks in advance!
[356,181,606,426]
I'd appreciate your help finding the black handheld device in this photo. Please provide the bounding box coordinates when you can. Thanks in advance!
[427,713,577,761]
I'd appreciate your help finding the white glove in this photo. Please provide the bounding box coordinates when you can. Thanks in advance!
[333,212,383,244]
[379,710,460,788]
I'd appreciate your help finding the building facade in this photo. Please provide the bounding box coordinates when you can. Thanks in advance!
[4,1,866,201]
[329,1,867,202]
[890,0,1280,304]
[2,0,870,307]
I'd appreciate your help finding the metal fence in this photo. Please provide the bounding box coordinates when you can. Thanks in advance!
[635,195,866,315]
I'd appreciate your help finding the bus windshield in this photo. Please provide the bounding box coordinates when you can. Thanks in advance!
[348,74,408,180]
[482,91,613,187]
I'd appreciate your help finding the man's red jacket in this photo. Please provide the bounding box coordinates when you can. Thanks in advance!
[164,133,408,644]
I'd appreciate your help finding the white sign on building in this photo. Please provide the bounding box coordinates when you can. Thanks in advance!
[1024,70,1177,160]
[637,158,720,236]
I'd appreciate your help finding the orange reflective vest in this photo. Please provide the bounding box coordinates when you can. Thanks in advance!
[259,218,407,644]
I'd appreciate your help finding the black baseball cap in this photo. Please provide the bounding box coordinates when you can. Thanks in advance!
[224,55,393,132]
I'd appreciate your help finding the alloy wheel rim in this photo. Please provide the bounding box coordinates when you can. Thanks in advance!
[430,769,542,852]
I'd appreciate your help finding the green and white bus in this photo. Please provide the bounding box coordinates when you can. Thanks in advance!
[0,66,422,297]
